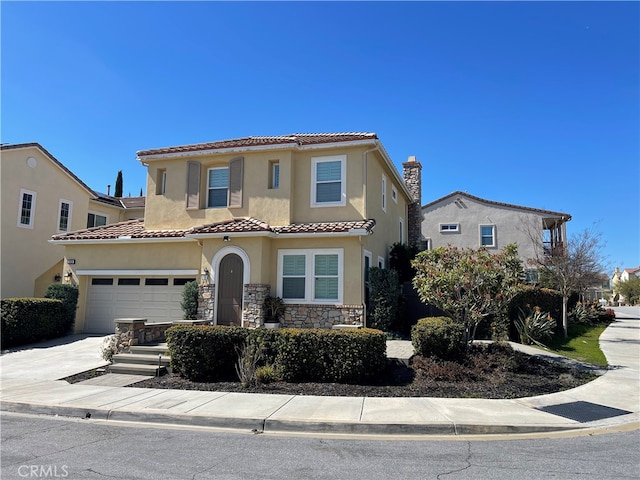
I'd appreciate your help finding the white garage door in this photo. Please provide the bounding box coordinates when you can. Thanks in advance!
[85,276,195,334]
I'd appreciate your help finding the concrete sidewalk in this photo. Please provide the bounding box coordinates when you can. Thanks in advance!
[1,308,638,436]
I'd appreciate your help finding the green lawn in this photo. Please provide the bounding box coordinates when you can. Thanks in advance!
[541,323,610,366]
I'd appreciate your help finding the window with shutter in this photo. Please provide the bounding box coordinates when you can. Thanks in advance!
[207,167,229,208]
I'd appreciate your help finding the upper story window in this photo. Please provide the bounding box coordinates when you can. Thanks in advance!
[480,225,496,247]
[270,162,280,189]
[382,174,387,212]
[392,185,398,203]
[17,189,36,228]
[58,199,72,232]
[207,167,229,208]
[311,155,346,207]
[87,212,107,228]
[399,217,404,243]
[440,223,459,233]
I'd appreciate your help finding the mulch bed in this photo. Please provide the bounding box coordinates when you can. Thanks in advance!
[123,343,599,399]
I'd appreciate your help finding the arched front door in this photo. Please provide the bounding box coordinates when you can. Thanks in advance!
[217,253,243,326]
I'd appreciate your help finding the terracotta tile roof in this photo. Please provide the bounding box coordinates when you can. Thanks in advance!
[52,219,188,240]
[119,196,146,209]
[423,191,571,220]
[190,218,271,234]
[137,133,378,157]
[51,218,376,241]
[273,219,376,234]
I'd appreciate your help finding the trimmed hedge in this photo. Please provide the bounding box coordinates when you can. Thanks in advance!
[165,325,387,384]
[44,283,78,335]
[411,316,466,359]
[1,298,65,349]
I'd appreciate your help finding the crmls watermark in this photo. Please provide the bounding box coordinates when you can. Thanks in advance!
[17,465,69,478]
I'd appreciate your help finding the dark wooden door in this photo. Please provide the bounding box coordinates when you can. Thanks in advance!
[217,254,243,326]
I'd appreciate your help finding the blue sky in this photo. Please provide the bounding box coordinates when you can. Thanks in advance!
[2,1,638,270]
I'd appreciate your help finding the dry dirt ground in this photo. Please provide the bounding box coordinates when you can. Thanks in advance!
[119,343,599,399]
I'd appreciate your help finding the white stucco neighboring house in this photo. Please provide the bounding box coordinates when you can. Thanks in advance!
[421,191,572,277]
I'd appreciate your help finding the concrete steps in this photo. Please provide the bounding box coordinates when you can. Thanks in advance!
[110,343,171,376]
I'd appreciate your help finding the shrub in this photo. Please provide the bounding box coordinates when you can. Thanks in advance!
[263,295,285,324]
[411,316,466,359]
[514,307,555,346]
[1,298,65,349]
[166,325,387,384]
[101,335,118,362]
[44,283,78,335]
[275,328,387,383]
[166,325,248,381]
[255,365,278,384]
[368,267,399,331]
[508,287,563,338]
[180,281,200,320]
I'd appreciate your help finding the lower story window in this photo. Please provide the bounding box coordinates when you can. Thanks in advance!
[278,249,343,303]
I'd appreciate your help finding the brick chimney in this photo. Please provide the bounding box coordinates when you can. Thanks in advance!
[402,156,422,249]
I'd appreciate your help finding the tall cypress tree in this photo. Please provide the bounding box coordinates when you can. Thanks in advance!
[114,170,123,197]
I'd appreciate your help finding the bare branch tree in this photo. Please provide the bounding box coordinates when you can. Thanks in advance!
[522,221,608,337]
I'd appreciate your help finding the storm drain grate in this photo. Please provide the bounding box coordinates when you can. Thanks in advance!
[537,401,632,423]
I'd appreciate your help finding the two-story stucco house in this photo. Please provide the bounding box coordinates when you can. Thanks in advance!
[51,133,422,334]
[1,143,144,299]
[421,191,571,279]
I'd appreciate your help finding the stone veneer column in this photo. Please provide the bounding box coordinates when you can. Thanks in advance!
[198,284,215,324]
[243,284,270,328]
[402,156,423,249]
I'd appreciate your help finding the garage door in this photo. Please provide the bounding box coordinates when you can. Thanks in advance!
[85,276,195,334]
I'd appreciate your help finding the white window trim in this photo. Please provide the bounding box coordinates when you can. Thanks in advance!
[378,256,385,269]
[277,248,344,304]
[158,169,167,195]
[310,155,346,207]
[399,217,405,243]
[57,199,73,233]
[382,174,387,212]
[480,224,496,248]
[439,223,460,233]
[207,166,230,208]
[87,211,108,228]
[17,189,37,229]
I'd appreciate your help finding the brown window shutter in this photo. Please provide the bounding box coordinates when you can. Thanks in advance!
[228,156,243,208]
[186,161,201,209]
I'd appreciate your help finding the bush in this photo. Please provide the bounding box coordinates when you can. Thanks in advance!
[181,281,200,320]
[166,325,248,381]
[44,283,78,335]
[514,307,555,346]
[166,325,387,384]
[508,287,563,338]
[1,298,65,349]
[368,267,400,331]
[411,316,466,359]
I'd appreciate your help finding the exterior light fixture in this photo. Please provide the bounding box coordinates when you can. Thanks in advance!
[223,235,230,242]
[201,268,210,285]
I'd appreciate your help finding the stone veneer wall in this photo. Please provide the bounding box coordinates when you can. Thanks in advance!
[282,304,364,329]
[198,284,215,323]
[113,319,172,353]
[403,157,423,249]
[243,284,270,328]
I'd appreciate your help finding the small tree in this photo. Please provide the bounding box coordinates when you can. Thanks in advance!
[528,226,608,337]
[114,170,123,198]
[181,281,199,320]
[615,276,640,305]
[412,244,523,348]
[389,242,419,283]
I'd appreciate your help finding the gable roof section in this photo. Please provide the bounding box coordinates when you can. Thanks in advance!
[136,133,378,158]
[2,142,96,197]
[51,217,376,243]
[422,191,571,220]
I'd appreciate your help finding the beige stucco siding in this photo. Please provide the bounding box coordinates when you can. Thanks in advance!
[1,147,94,297]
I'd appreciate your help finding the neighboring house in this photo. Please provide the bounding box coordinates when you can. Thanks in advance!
[612,266,640,304]
[51,133,422,334]
[421,191,571,279]
[1,143,145,299]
